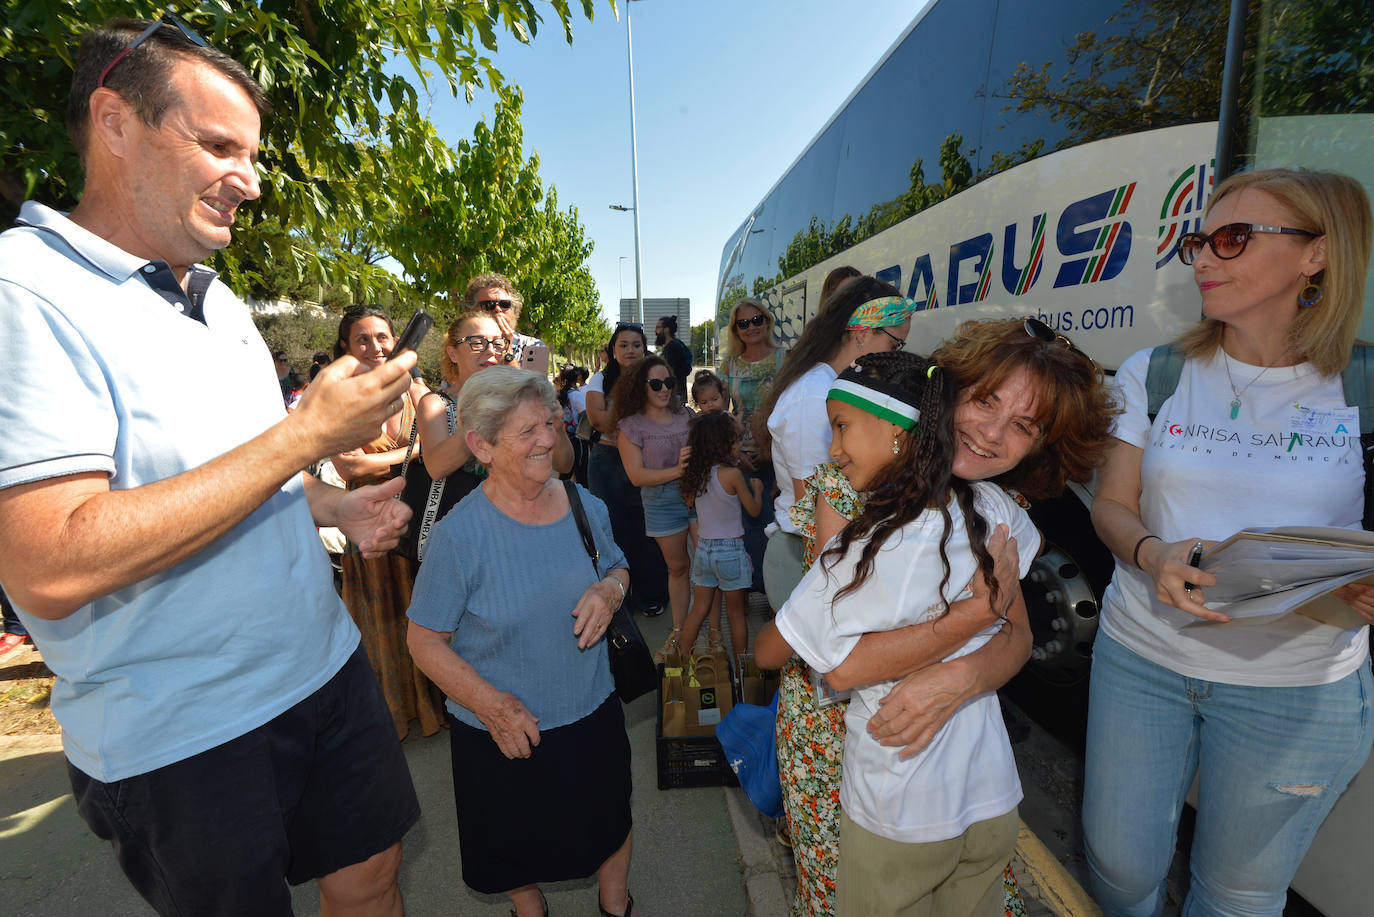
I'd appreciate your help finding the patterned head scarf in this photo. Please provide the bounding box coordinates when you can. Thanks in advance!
[845,295,918,331]
[828,362,921,430]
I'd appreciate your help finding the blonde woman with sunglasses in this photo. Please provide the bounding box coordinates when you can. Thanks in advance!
[1086,168,1374,917]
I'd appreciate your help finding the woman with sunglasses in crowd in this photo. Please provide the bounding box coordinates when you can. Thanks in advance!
[754,276,916,609]
[1085,168,1374,917]
[330,306,445,739]
[586,323,670,615]
[612,355,695,658]
[719,297,785,590]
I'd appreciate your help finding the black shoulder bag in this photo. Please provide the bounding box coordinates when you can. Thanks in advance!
[562,480,657,702]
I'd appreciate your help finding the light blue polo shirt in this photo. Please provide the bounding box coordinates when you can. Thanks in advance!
[0,202,359,782]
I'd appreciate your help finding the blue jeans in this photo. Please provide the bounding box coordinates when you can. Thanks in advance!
[1,587,26,637]
[1082,633,1374,917]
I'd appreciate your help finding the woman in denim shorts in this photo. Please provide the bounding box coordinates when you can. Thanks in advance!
[613,355,694,659]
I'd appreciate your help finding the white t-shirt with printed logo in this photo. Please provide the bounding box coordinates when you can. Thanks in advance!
[1100,346,1369,687]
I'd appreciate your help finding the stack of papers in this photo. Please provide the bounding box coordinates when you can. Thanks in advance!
[1199,526,1374,628]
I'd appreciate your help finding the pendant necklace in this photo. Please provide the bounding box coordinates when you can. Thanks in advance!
[1222,350,1276,420]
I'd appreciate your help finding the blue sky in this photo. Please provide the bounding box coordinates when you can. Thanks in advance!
[416,0,929,327]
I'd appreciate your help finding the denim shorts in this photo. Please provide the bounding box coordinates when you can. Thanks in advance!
[692,537,753,590]
[641,481,691,537]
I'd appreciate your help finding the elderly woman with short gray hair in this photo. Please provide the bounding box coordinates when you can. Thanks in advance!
[407,366,639,917]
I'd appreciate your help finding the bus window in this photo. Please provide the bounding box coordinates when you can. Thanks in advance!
[1240,0,1374,337]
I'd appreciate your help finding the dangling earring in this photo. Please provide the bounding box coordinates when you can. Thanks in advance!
[891,428,902,455]
[1298,277,1323,308]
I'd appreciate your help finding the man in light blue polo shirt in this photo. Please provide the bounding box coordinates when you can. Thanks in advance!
[0,17,421,917]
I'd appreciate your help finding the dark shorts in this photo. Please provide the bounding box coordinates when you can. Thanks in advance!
[68,643,420,916]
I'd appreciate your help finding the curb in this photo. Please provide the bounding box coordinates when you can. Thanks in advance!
[1015,820,1102,917]
[722,786,790,917]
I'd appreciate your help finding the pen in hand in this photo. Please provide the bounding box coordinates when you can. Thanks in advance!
[1183,539,1205,594]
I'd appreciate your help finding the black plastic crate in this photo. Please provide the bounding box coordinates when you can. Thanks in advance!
[654,661,739,790]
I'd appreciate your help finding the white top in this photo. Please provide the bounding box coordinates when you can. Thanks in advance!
[0,202,358,781]
[766,362,838,534]
[568,387,587,416]
[1100,346,1369,687]
[586,371,606,395]
[776,483,1039,843]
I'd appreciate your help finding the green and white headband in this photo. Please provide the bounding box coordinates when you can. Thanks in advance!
[828,372,921,430]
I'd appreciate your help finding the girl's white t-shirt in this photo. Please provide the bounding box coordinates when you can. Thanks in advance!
[1100,346,1369,687]
[776,483,1039,843]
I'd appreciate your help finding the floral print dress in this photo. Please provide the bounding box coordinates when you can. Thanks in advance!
[775,462,1026,917]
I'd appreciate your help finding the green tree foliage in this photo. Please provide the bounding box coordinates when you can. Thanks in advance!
[990,0,1230,158]
[2,0,612,337]
[754,133,977,295]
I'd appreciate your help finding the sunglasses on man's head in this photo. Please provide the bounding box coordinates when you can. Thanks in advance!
[734,315,767,330]
[647,377,677,392]
[1175,222,1319,266]
[98,9,209,89]
[478,299,514,312]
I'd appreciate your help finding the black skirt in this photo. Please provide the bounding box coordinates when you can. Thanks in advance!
[449,693,633,894]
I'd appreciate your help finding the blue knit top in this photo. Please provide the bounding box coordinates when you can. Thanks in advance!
[407,484,626,730]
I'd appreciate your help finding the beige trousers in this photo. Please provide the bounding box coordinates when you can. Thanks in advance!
[836,807,1019,917]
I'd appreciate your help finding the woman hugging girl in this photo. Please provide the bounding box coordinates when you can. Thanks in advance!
[757,351,1040,917]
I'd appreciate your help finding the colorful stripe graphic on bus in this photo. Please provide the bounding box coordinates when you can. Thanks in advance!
[1002,213,1047,296]
[1053,182,1136,288]
[1156,161,1214,269]
[974,240,995,301]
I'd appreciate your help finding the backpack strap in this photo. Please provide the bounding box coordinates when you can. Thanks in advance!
[1145,343,1186,424]
[1340,344,1374,530]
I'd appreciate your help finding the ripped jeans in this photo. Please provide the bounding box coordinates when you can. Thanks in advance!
[1082,633,1373,917]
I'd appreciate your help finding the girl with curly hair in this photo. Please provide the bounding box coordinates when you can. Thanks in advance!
[676,412,765,656]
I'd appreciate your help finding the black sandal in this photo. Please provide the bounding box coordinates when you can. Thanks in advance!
[597,890,633,917]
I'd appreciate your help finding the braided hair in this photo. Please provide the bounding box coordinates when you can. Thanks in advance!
[821,351,1000,616]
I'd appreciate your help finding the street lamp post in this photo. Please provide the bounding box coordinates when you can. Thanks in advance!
[625,1,644,325]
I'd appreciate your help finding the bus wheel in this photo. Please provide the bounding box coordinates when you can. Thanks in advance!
[1021,544,1099,685]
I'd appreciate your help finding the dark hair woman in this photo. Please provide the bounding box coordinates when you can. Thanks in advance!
[584,324,668,615]
[330,306,445,739]
[611,355,693,658]
[754,276,915,609]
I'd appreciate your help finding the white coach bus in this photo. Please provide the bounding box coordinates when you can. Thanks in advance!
[717,0,1374,912]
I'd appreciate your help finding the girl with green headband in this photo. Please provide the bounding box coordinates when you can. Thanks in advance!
[757,351,1040,917]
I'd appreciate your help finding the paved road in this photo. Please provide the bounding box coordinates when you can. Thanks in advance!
[3,602,1086,916]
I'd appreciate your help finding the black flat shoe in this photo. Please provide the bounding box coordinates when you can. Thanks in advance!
[597,891,633,917]
[639,601,666,617]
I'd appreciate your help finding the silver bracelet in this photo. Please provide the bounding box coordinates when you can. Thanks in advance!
[606,574,626,605]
